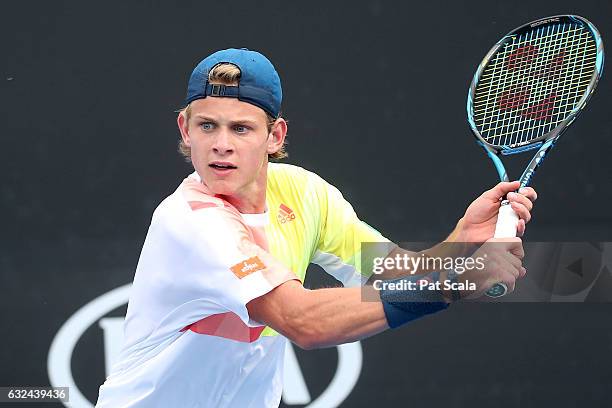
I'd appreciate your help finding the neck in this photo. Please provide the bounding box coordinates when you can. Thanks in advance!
[222,191,267,214]
[219,162,269,214]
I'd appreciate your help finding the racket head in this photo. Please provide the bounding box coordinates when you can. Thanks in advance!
[467,15,604,156]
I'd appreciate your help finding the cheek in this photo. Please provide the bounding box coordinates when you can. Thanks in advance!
[241,134,268,156]
[187,132,208,151]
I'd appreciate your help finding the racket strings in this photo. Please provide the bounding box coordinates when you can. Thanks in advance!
[473,22,597,147]
[478,25,594,145]
[486,26,591,144]
[482,34,590,144]
[483,25,590,128]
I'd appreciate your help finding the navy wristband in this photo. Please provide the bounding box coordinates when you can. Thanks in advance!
[379,272,449,329]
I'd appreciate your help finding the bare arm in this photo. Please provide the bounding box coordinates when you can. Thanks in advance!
[247,183,536,350]
[247,280,388,350]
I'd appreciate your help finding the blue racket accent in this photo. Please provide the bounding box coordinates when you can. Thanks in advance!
[596,42,605,73]
[466,92,476,128]
[501,142,543,156]
[486,149,508,182]
[476,140,508,181]
[518,138,556,187]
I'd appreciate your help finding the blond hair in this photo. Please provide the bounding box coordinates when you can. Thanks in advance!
[178,63,287,161]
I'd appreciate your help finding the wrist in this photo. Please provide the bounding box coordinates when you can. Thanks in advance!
[379,272,450,329]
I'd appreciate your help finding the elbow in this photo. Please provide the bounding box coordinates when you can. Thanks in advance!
[292,335,321,351]
[292,334,320,351]
[293,338,314,351]
[266,285,335,350]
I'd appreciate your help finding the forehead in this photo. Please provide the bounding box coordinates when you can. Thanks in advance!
[189,97,267,123]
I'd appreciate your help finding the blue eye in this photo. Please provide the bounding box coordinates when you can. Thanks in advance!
[200,122,214,131]
[234,125,248,133]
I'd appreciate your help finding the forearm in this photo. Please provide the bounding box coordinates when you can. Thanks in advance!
[294,286,389,348]
[249,282,388,349]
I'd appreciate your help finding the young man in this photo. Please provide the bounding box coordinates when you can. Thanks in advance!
[96,48,537,407]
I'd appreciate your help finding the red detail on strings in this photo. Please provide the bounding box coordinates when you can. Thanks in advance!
[547,51,566,80]
[498,88,530,110]
[495,47,565,121]
[506,45,538,70]
[520,93,557,120]
[181,312,265,343]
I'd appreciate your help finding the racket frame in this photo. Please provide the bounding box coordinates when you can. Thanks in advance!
[466,14,604,188]
[465,15,604,297]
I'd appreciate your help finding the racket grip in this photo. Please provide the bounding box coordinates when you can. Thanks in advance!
[493,200,518,238]
[486,200,519,298]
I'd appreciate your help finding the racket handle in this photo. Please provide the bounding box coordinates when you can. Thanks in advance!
[493,200,518,238]
[486,200,518,298]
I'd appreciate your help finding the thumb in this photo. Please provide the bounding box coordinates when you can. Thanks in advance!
[481,181,520,202]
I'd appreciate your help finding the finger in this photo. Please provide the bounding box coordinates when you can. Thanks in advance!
[500,237,524,259]
[510,202,532,223]
[482,181,521,201]
[517,219,526,236]
[501,253,522,277]
[498,265,519,291]
[519,266,527,278]
[508,191,533,211]
[483,248,518,277]
[511,242,525,260]
[518,187,538,202]
[485,237,523,259]
[487,236,522,246]
[505,278,516,294]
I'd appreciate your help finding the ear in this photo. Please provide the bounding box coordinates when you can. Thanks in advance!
[267,118,287,155]
[177,110,191,147]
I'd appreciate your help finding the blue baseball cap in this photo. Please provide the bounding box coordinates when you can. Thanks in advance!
[185,48,282,117]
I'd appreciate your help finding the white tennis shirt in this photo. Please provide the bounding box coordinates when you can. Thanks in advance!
[96,164,389,407]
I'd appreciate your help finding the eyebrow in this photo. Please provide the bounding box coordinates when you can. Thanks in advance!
[193,114,259,126]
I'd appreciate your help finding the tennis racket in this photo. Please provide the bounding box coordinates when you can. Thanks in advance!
[466,15,604,297]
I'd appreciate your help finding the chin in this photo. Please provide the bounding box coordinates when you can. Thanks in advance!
[207,181,237,197]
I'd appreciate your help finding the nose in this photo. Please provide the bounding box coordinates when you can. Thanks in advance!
[212,128,234,155]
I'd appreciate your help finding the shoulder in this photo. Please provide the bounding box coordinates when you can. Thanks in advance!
[268,162,330,191]
[180,173,239,213]
[268,162,314,179]
[150,174,248,242]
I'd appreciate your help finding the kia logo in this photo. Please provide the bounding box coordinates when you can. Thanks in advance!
[48,284,362,407]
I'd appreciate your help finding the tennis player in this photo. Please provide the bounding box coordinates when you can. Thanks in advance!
[96,48,537,407]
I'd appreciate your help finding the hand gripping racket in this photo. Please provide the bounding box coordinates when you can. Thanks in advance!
[466,15,604,297]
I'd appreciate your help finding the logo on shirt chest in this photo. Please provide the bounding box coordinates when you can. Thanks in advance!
[277,203,296,224]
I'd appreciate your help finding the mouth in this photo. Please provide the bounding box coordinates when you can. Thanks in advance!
[209,161,237,169]
[209,162,237,174]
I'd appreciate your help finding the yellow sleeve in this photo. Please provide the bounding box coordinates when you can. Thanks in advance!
[310,173,393,287]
